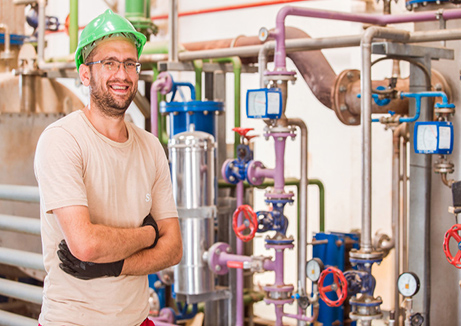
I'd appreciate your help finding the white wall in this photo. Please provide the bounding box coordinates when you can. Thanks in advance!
[41,0,417,322]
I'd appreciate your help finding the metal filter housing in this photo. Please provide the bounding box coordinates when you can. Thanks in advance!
[169,131,216,297]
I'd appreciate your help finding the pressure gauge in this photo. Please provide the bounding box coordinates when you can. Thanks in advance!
[246,88,283,119]
[397,272,420,297]
[306,258,324,282]
[414,121,453,154]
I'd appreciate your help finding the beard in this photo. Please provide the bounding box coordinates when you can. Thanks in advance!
[89,77,137,118]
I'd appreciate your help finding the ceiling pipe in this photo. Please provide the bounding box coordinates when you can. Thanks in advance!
[272,6,461,70]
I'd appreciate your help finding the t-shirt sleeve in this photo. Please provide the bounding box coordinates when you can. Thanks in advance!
[34,126,88,214]
[150,139,178,220]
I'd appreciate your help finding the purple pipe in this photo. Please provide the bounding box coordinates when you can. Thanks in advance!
[274,6,461,69]
[253,167,275,180]
[236,181,245,326]
[150,72,173,136]
[218,252,252,265]
[273,134,289,192]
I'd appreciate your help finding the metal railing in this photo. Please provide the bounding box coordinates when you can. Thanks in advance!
[0,184,42,325]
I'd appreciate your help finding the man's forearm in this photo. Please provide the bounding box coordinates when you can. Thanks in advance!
[77,223,155,263]
[121,218,182,275]
[53,206,156,263]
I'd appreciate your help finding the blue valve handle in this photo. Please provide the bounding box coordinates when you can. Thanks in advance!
[370,91,454,123]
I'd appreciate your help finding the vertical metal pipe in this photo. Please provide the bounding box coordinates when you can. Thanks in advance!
[408,57,432,324]
[69,0,79,53]
[168,0,179,61]
[392,125,403,326]
[235,181,244,326]
[37,0,47,64]
[360,29,373,253]
[360,27,409,253]
[287,118,308,326]
[402,135,408,273]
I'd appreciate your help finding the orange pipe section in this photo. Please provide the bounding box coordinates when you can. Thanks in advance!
[151,0,312,20]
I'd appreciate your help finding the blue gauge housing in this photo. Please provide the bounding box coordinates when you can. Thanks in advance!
[246,88,283,119]
[414,121,453,154]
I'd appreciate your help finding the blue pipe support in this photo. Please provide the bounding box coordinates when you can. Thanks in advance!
[371,91,455,123]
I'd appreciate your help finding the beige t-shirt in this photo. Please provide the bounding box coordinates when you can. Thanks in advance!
[34,110,178,326]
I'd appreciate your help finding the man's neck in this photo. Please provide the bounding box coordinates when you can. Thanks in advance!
[83,105,128,143]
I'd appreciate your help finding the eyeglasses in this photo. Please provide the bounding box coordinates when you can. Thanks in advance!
[85,59,141,74]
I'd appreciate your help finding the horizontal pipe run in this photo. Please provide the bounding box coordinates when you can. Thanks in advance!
[178,35,362,62]
[0,215,40,235]
[0,185,39,203]
[0,247,44,271]
[151,0,308,20]
[0,278,43,304]
[0,310,38,326]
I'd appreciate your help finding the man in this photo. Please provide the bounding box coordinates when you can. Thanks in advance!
[34,9,182,326]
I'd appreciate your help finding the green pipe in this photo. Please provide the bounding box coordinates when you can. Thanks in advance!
[125,0,148,17]
[218,177,325,233]
[204,57,242,156]
[193,60,203,101]
[69,0,78,53]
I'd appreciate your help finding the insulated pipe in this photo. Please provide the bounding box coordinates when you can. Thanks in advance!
[287,118,308,324]
[0,278,43,304]
[272,6,461,70]
[0,247,44,271]
[0,214,41,235]
[0,310,37,326]
[360,27,410,253]
[0,185,40,202]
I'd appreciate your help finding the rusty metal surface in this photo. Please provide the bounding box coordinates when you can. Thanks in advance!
[0,72,84,113]
[331,68,451,125]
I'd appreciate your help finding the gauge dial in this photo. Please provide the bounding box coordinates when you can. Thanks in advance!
[247,91,266,117]
[306,258,324,282]
[397,272,420,297]
[416,124,437,152]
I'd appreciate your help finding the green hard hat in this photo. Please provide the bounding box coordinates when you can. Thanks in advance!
[75,9,147,71]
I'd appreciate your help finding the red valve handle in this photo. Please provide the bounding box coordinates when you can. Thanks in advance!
[232,127,254,138]
[232,204,258,242]
[227,261,244,269]
[443,224,461,268]
[318,266,348,307]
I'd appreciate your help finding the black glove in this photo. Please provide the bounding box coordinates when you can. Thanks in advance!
[142,213,159,249]
[57,240,124,280]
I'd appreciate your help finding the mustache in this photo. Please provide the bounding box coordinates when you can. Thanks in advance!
[107,78,133,87]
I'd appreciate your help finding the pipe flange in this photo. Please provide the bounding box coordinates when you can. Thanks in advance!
[349,249,384,262]
[349,295,383,321]
[332,69,361,126]
[434,161,454,174]
[263,70,297,86]
[435,107,455,116]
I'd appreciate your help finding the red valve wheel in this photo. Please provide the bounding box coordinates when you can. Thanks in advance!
[318,266,348,307]
[232,127,254,138]
[443,224,461,268]
[232,204,258,242]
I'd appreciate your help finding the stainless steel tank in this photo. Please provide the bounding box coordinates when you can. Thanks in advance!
[169,131,216,298]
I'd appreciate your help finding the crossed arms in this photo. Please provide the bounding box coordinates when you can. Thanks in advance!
[54,205,182,278]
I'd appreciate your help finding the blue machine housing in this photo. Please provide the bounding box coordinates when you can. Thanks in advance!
[160,100,224,138]
[313,232,360,326]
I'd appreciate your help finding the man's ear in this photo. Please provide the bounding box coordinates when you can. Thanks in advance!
[79,64,91,87]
